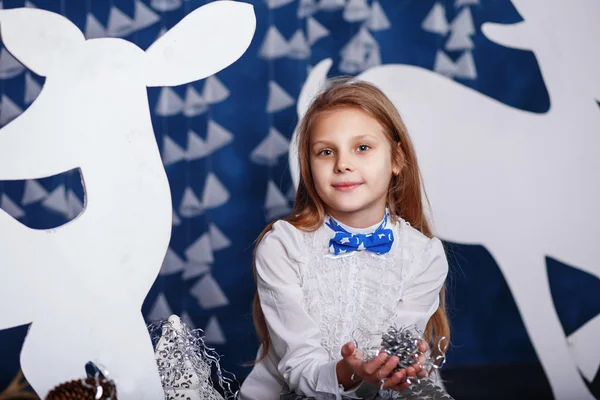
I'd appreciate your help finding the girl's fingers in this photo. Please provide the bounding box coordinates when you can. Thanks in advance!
[385,369,406,387]
[363,352,389,375]
[377,356,399,379]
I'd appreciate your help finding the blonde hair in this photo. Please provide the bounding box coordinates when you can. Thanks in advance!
[252,78,450,362]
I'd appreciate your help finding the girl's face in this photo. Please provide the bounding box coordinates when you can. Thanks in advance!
[309,107,399,227]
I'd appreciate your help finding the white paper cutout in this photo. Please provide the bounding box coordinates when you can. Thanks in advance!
[343,0,370,23]
[367,0,391,31]
[1,193,25,219]
[266,80,295,113]
[298,0,318,18]
[250,127,290,166]
[84,13,106,39]
[0,94,23,126]
[155,87,185,116]
[148,293,173,322]
[422,2,449,35]
[24,72,43,105]
[162,135,187,166]
[307,16,330,45]
[179,186,204,218]
[22,179,48,205]
[203,316,226,344]
[567,314,600,382]
[287,30,311,60]
[208,223,231,251]
[293,1,600,396]
[185,232,215,264]
[0,47,25,79]
[151,0,182,13]
[183,85,209,117]
[202,75,230,104]
[160,247,185,275]
[201,173,230,210]
[0,3,254,398]
[190,274,229,310]
[259,26,290,60]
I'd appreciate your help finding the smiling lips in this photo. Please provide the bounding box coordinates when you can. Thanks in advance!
[332,182,363,191]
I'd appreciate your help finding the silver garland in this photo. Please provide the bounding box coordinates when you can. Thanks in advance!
[148,315,238,400]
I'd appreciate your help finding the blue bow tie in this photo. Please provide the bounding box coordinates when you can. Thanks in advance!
[325,213,394,256]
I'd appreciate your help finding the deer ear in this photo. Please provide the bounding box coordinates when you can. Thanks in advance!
[297,58,332,119]
[0,8,84,77]
[144,1,255,87]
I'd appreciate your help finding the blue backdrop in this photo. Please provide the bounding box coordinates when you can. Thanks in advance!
[0,0,598,398]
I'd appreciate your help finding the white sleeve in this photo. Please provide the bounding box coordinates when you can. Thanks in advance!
[392,237,449,334]
[256,221,365,399]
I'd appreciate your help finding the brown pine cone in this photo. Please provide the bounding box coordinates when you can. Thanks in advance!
[45,377,117,400]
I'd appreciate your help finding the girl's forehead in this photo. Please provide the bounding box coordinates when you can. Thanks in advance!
[310,108,386,140]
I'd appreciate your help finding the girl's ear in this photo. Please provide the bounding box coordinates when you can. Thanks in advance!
[392,142,404,176]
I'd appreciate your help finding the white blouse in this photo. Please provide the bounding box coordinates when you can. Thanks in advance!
[239,215,448,400]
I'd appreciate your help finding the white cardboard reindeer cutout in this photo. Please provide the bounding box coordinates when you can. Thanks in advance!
[0,2,255,398]
[291,1,600,399]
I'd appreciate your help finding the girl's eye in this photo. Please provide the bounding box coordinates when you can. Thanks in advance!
[318,149,333,156]
[357,144,370,152]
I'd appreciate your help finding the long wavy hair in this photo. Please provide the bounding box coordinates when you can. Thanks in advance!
[252,78,450,363]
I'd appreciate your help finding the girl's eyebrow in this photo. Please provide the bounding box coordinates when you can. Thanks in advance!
[311,134,379,147]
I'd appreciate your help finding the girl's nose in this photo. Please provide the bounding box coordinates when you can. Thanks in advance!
[335,153,354,173]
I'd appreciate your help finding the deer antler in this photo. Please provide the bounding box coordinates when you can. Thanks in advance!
[0,370,39,400]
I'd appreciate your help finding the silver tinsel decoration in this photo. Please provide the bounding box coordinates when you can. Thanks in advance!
[148,315,237,400]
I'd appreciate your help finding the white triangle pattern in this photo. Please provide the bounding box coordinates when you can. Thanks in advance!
[148,293,173,321]
[24,73,43,105]
[160,248,186,275]
[267,81,295,113]
[85,13,106,39]
[42,185,69,217]
[0,95,23,126]
[22,180,48,205]
[204,316,226,344]
[298,0,318,18]
[422,3,449,35]
[250,127,290,166]
[259,26,290,60]
[1,194,25,219]
[190,274,229,310]
[0,48,25,80]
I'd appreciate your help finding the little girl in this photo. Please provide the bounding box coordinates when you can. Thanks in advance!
[239,79,450,400]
